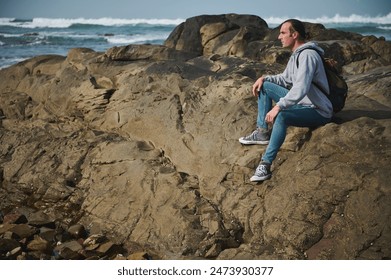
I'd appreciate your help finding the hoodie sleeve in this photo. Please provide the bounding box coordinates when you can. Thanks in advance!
[264,65,293,89]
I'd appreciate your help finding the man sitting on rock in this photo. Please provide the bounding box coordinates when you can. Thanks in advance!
[239,19,333,182]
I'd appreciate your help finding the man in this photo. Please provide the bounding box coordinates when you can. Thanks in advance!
[239,19,333,182]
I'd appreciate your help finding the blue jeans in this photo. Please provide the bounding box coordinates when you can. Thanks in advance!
[258,82,331,164]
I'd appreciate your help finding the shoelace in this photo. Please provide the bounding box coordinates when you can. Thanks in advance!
[255,164,268,175]
[247,130,259,140]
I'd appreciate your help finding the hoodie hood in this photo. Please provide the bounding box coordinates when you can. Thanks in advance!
[294,41,325,56]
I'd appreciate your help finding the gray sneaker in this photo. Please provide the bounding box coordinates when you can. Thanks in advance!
[239,128,270,145]
[250,162,272,182]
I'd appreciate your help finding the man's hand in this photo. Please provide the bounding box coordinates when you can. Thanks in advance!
[252,77,265,97]
[265,105,281,124]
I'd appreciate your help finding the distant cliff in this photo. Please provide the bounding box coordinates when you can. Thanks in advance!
[1,14,390,260]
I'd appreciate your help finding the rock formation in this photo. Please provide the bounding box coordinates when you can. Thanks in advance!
[0,14,390,260]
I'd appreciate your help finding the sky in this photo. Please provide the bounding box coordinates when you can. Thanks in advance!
[0,0,390,20]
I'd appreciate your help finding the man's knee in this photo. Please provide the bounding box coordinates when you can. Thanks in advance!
[275,111,287,124]
[262,81,276,92]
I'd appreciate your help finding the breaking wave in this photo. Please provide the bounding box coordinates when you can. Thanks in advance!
[265,12,391,25]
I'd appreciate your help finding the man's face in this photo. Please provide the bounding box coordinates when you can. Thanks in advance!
[278,22,296,49]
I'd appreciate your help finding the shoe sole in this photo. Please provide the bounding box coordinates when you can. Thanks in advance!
[239,138,269,145]
[250,174,272,182]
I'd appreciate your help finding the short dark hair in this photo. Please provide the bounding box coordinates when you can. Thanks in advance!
[282,19,307,41]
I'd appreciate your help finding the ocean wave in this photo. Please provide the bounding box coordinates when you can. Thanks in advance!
[0,33,20,37]
[0,18,16,24]
[1,31,94,39]
[265,12,391,25]
[106,33,170,45]
[0,17,185,28]
[0,56,27,69]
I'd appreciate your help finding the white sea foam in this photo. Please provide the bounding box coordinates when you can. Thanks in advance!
[0,33,21,37]
[0,18,15,24]
[0,57,27,69]
[106,33,170,45]
[265,12,391,25]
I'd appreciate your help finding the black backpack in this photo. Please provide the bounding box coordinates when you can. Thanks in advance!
[296,47,348,113]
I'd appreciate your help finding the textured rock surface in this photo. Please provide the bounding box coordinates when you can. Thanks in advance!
[1,14,390,260]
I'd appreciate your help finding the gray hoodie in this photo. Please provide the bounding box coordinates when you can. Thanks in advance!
[265,41,333,119]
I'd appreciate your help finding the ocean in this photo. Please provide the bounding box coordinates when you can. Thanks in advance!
[0,13,390,69]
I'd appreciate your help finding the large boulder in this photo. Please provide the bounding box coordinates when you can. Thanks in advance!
[165,14,269,57]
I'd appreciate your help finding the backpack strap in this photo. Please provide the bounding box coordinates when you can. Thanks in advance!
[296,47,329,95]
[296,46,322,68]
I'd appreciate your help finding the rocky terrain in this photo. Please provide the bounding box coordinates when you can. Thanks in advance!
[0,14,390,260]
